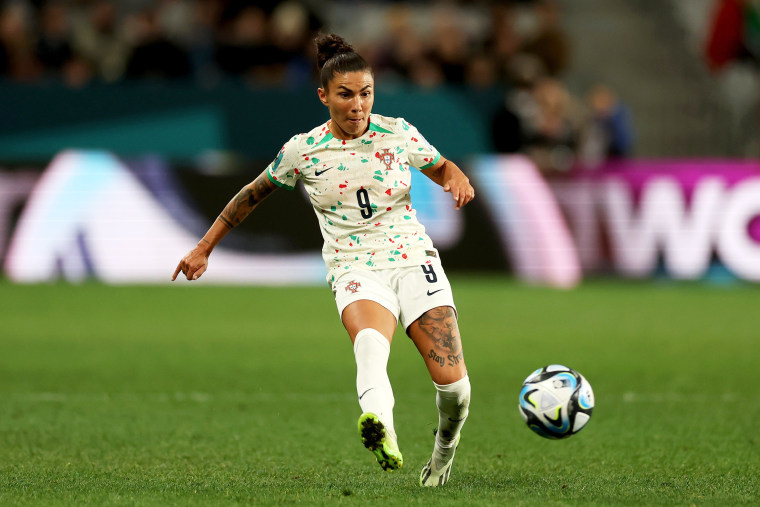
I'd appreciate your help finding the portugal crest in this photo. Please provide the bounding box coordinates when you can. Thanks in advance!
[345,280,361,293]
[376,148,395,170]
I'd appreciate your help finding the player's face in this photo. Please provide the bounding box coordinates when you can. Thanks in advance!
[318,70,374,140]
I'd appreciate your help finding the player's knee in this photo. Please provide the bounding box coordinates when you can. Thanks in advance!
[408,305,459,341]
[353,328,391,366]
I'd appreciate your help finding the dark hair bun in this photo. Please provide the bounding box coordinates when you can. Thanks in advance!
[315,33,355,70]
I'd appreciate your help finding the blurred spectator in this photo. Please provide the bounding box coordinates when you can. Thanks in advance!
[214,5,278,82]
[379,4,427,83]
[429,5,470,84]
[521,0,570,77]
[71,0,130,82]
[705,0,760,71]
[0,2,42,81]
[524,77,585,172]
[492,75,587,173]
[487,4,524,83]
[124,8,192,80]
[155,0,196,46]
[491,53,547,154]
[408,55,446,89]
[185,0,222,84]
[584,84,635,161]
[61,53,94,88]
[465,52,499,90]
[35,1,73,76]
[490,95,527,154]
[705,0,760,156]
[270,1,316,86]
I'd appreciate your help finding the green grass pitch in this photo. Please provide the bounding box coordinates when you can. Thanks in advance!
[1,277,759,505]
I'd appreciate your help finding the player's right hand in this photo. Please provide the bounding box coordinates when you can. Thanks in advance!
[172,246,209,281]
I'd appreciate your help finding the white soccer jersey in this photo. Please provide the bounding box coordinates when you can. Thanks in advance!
[266,114,442,283]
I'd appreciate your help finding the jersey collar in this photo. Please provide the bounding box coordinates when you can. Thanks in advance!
[323,116,394,145]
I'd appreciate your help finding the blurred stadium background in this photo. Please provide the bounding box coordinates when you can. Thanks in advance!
[1,0,759,285]
[0,0,757,284]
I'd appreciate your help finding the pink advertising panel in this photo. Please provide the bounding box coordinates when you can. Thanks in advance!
[551,160,760,281]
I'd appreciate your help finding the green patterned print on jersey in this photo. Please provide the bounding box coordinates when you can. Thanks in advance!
[266,115,442,283]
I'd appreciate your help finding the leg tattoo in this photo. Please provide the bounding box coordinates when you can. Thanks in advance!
[417,307,463,368]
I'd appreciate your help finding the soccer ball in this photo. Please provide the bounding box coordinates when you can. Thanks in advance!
[518,364,594,439]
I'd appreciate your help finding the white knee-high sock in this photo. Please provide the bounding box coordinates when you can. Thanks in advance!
[434,374,471,448]
[354,328,396,438]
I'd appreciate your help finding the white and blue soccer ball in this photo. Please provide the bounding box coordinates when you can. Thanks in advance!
[519,364,594,439]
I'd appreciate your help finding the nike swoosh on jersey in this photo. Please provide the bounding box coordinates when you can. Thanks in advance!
[427,289,444,296]
[314,166,334,176]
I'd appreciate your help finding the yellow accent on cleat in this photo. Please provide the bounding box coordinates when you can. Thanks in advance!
[358,412,403,472]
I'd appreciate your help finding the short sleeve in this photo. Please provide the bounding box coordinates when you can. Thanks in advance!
[266,136,303,190]
[401,119,441,171]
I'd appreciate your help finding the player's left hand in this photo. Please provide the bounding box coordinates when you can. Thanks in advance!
[443,176,475,210]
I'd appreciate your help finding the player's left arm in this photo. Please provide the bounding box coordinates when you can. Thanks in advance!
[421,157,475,210]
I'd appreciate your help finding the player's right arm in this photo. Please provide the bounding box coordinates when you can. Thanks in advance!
[171,169,279,281]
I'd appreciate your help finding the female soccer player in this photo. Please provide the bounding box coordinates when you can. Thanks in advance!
[172,33,474,487]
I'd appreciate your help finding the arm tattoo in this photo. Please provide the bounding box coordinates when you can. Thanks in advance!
[253,177,271,204]
[418,306,464,368]
[218,173,276,228]
[218,215,235,229]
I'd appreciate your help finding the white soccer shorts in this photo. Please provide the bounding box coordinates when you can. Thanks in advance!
[332,258,457,331]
